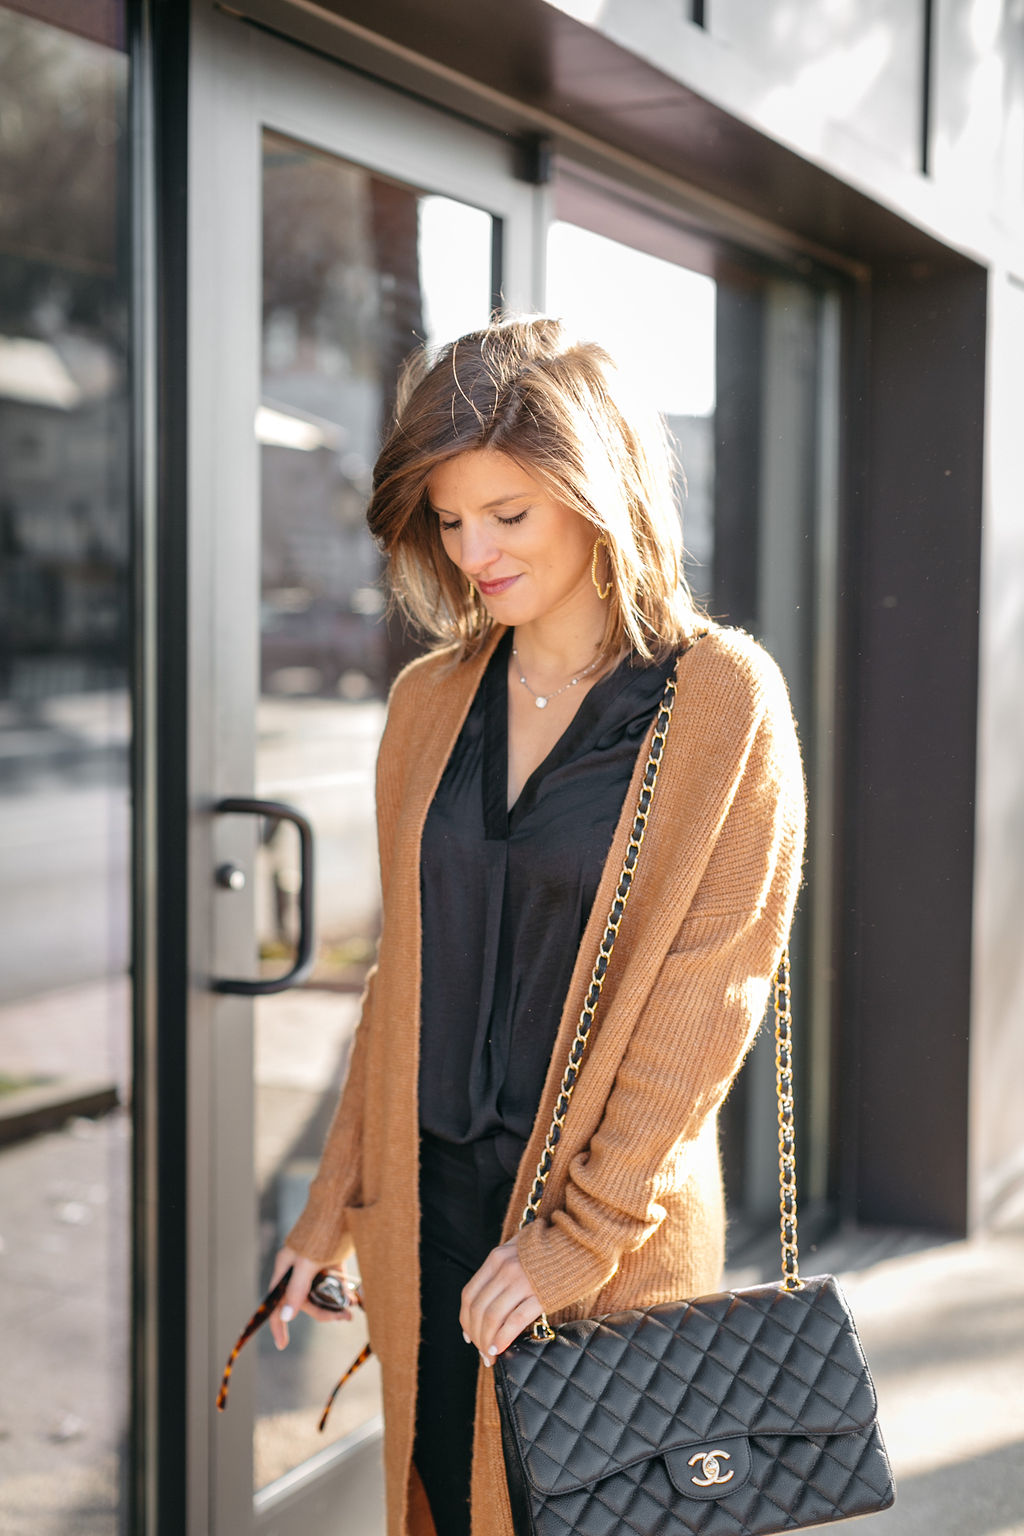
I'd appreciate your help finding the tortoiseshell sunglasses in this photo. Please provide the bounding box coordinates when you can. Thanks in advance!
[216,1265,373,1432]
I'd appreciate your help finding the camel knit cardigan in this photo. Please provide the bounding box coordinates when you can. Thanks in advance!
[285,619,807,1536]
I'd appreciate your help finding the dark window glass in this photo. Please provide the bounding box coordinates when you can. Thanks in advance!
[0,7,130,1533]
[547,168,841,1233]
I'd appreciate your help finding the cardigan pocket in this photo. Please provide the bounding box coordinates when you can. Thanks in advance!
[344,1197,381,1272]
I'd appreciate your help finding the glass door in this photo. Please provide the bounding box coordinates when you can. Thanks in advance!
[186,11,543,1535]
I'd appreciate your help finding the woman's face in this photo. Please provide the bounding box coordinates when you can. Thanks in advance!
[427,448,600,628]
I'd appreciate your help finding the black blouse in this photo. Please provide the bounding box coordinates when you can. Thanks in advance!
[418,628,677,1177]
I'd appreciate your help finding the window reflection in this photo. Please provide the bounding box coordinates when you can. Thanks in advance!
[546,219,717,607]
[260,136,494,705]
[0,8,130,1534]
[254,134,496,1491]
[546,200,830,1229]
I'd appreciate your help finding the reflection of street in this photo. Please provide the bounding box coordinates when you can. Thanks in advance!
[0,1109,128,1536]
[0,781,130,1003]
[0,977,129,1096]
[253,970,385,1492]
[252,692,387,1496]
[0,692,386,1009]
[0,690,130,1007]
[0,686,390,1520]
[256,694,386,950]
[0,983,386,1529]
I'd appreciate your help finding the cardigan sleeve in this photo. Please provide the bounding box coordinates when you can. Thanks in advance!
[516,656,807,1314]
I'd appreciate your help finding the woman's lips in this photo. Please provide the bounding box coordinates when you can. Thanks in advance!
[476,575,520,596]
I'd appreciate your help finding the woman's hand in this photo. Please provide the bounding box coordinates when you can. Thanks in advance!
[267,1245,355,1351]
[461,1238,543,1366]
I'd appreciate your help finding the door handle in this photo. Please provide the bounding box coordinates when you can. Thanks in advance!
[213,796,315,995]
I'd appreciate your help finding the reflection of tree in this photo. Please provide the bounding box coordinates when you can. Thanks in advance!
[0,13,126,336]
[263,135,384,382]
[0,13,129,697]
[262,133,426,399]
[368,177,425,413]
[369,177,427,679]
[261,133,428,686]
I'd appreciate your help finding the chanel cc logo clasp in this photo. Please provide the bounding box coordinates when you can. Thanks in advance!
[688,1449,734,1488]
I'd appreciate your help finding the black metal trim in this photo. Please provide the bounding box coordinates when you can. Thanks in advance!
[128,0,191,1532]
[490,214,505,316]
[212,798,317,994]
[127,4,155,1531]
[832,277,872,1225]
[921,0,935,175]
[514,131,552,186]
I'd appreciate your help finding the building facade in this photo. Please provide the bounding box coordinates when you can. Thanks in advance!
[0,1,1021,1532]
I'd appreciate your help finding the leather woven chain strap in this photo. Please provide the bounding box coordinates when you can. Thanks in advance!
[519,632,800,1339]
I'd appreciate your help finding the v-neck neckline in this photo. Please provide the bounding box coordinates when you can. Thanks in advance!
[481,629,655,837]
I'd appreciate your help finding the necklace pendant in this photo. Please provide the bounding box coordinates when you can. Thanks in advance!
[535,696,548,709]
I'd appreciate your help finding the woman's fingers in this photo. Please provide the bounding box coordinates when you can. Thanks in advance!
[460,1241,505,1311]
[484,1294,544,1360]
[268,1249,320,1351]
[267,1250,295,1351]
[460,1243,514,1333]
[461,1241,542,1362]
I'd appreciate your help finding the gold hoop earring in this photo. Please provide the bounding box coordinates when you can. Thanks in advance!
[591,537,612,601]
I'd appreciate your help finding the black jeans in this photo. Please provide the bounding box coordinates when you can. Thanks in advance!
[414,1131,516,1536]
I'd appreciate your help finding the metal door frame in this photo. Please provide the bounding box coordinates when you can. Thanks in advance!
[183,7,545,1532]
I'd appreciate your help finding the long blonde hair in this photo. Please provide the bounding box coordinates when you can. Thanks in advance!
[367,315,707,661]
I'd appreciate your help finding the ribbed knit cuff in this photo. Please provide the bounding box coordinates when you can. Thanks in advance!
[283,1198,355,1269]
[515,1217,620,1316]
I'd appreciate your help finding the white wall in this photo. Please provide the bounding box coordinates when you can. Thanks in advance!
[971,267,1024,1230]
[708,0,926,174]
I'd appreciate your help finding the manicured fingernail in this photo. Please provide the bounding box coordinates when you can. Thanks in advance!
[462,1330,470,1343]
[281,1305,294,1323]
[488,1345,498,1355]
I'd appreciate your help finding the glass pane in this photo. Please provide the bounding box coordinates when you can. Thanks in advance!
[548,203,831,1231]
[0,7,130,1536]
[253,130,496,1493]
[546,220,717,609]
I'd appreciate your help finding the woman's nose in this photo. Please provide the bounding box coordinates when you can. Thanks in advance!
[458,521,501,577]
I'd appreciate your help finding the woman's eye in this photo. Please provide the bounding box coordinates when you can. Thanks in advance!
[435,508,527,532]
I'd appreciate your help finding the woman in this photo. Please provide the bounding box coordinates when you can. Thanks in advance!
[268,316,806,1536]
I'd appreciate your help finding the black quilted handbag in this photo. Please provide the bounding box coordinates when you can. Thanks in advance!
[494,660,896,1535]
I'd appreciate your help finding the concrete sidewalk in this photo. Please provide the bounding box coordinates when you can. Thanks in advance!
[1,1094,1022,1533]
[725,1226,1024,1536]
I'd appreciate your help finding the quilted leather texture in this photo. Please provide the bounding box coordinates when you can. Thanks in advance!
[494,1275,895,1536]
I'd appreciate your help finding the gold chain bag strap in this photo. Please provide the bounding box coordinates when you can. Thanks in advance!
[494,637,896,1536]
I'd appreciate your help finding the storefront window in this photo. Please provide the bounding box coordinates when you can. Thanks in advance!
[0,6,130,1533]
[546,169,837,1224]
[547,218,716,610]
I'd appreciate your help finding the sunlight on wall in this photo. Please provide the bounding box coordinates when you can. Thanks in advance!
[540,0,608,24]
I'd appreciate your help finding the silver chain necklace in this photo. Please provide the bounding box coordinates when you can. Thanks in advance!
[511,642,603,709]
